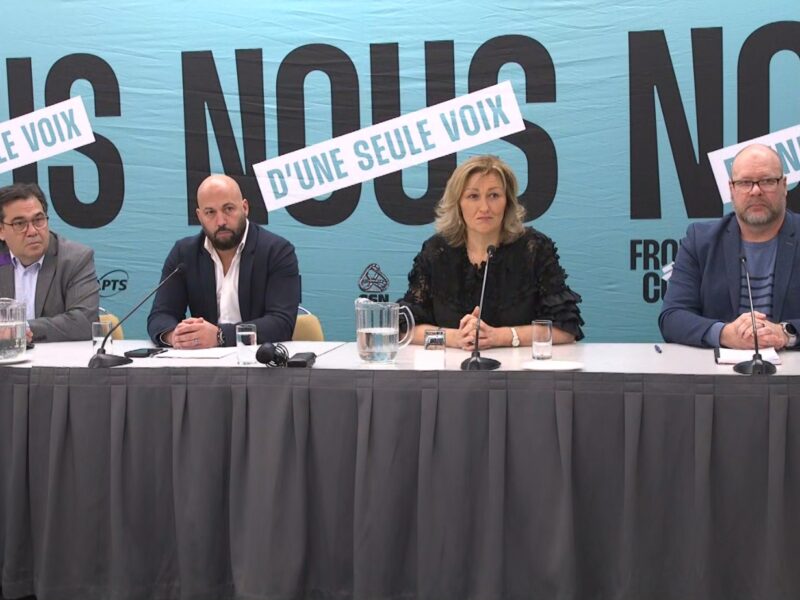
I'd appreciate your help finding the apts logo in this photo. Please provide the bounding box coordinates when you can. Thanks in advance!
[358,263,390,301]
[98,269,129,298]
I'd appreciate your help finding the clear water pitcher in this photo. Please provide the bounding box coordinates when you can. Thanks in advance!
[354,298,415,363]
[0,298,26,360]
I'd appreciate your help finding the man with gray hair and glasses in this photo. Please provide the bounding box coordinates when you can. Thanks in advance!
[0,182,99,342]
[660,143,800,350]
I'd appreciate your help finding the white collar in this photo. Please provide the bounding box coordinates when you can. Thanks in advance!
[10,250,45,270]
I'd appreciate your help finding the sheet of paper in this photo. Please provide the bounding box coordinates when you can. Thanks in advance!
[714,347,781,365]
[156,347,237,359]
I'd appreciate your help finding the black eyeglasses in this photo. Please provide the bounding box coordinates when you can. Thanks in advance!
[1,214,49,233]
[730,178,783,192]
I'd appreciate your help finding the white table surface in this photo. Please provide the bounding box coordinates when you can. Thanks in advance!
[314,341,800,375]
[0,340,345,369]
[3,339,800,375]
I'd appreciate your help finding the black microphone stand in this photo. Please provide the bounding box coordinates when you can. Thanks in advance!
[733,257,776,375]
[88,264,184,368]
[461,245,501,371]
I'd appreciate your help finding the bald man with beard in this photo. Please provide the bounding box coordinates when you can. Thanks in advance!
[147,174,300,348]
[659,143,800,350]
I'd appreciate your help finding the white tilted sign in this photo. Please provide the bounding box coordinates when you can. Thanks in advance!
[0,96,95,175]
[708,123,800,203]
[254,81,525,212]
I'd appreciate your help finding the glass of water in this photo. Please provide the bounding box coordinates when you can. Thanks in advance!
[236,323,258,365]
[0,298,26,360]
[92,321,112,349]
[532,319,553,360]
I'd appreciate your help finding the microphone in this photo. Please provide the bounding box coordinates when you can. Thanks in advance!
[461,245,501,371]
[88,263,185,368]
[733,256,776,375]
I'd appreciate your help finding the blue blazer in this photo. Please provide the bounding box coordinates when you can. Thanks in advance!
[659,211,800,347]
[147,222,300,346]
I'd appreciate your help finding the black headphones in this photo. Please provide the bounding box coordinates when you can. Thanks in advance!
[255,342,289,367]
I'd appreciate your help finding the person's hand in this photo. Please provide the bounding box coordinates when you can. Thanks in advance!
[721,312,786,350]
[456,307,507,350]
[457,307,483,350]
[721,312,762,349]
[26,327,32,343]
[168,317,220,349]
[742,317,787,350]
[471,321,507,350]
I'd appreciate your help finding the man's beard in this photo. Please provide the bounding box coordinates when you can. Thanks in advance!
[738,202,782,226]
[206,218,246,250]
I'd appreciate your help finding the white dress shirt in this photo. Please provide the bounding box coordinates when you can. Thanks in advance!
[203,221,249,324]
[11,251,44,321]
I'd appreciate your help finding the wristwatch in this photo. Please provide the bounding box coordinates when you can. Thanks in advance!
[510,327,520,347]
[216,326,225,347]
[781,322,797,347]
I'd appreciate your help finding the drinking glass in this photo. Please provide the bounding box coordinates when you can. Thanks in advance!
[236,324,258,365]
[92,321,112,349]
[424,328,446,351]
[420,328,446,369]
[532,319,553,360]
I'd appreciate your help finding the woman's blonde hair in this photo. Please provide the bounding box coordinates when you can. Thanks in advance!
[434,155,527,246]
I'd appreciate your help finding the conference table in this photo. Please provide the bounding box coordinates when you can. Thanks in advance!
[1,341,798,600]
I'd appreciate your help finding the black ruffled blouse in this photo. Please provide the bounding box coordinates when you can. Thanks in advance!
[398,227,584,340]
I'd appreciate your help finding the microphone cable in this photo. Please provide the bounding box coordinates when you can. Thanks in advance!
[255,342,289,367]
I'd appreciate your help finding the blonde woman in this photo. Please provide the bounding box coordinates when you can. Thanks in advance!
[399,155,583,350]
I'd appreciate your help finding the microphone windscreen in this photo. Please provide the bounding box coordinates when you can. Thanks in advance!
[255,343,275,365]
[487,245,496,257]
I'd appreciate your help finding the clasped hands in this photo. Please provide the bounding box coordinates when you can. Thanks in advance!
[720,311,788,350]
[456,306,507,351]
[165,317,219,349]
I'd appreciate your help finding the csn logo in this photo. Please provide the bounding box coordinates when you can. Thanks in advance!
[98,269,129,298]
[358,263,390,301]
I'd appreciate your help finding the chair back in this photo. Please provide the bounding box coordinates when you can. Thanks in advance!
[292,313,324,341]
[99,311,125,340]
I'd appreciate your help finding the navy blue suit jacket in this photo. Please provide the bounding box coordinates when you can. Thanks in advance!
[147,222,300,346]
[659,211,800,347]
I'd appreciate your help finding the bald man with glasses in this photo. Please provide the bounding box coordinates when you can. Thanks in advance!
[660,143,800,350]
[0,182,99,342]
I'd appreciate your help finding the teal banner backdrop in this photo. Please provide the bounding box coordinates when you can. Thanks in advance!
[1,1,798,341]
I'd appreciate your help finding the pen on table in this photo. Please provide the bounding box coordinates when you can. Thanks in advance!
[654,344,662,354]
